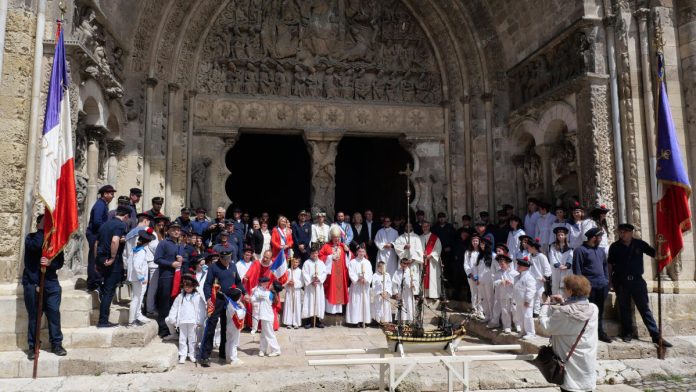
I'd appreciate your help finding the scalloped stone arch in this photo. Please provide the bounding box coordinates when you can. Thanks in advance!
[538,101,577,138]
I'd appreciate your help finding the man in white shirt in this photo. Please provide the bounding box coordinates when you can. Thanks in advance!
[524,198,541,241]
[394,223,424,295]
[375,217,399,276]
[310,212,330,248]
[534,202,555,254]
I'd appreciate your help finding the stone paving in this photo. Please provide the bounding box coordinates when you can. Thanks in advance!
[630,375,696,392]
[1,317,695,392]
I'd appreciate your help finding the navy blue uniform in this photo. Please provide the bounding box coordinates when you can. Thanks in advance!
[573,243,609,337]
[292,221,311,263]
[22,230,64,350]
[175,217,194,234]
[200,261,245,360]
[95,218,127,326]
[191,218,210,236]
[608,239,660,339]
[154,237,186,336]
[86,198,109,289]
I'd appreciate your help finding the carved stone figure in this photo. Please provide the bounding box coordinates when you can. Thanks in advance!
[354,69,371,100]
[523,149,543,195]
[259,63,274,95]
[306,139,339,217]
[275,64,290,96]
[191,157,213,211]
[324,68,339,99]
[244,63,258,94]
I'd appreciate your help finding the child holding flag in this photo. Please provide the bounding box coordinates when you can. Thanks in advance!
[253,277,281,357]
[224,285,245,365]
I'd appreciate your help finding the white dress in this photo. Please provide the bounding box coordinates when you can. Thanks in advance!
[392,267,416,322]
[548,245,574,296]
[301,258,327,318]
[371,272,393,323]
[375,227,399,276]
[282,268,304,327]
[345,258,373,324]
[463,250,480,310]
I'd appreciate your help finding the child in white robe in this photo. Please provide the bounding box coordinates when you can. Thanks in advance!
[371,261,392,324]
[283,256,304,329]
[526,240,552,315]
[253,277,281,357]
[302,247,327,328]
[491,254,519,333]
[548,227,574,296]
[127,231,155,326]
[392,258,416,323]
[166,273,207,364]
[476,240,498,323]
[224,285,245,365]
[346,248,373,327]
[513,257,537,339]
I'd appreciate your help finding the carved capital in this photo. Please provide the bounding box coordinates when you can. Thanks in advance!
[145,77,158,87]
[603,14,617,27]
[168,82,180,92]
[461,95,472,104]
[86,125,108,142]
[633,8,650,21]
[106,138,125,156]
[303,130,345,144]
[534,144,555,159]
[481,92,494,102]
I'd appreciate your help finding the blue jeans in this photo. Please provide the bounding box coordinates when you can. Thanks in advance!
[23,282,63,349]
[97,258,122,325]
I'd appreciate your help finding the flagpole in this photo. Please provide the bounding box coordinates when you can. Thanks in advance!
[32,265,46,378]
[654,26,665,361]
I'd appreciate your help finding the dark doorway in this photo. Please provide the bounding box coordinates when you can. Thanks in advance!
[335,137,414,220]
[225,133,310,220]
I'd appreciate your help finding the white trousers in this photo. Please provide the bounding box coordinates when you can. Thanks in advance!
[515,303,535,336]
[259,320,280,354]
[478,280,494,320]
[225,325,240,362]
[146,268,159,314]
[467,277,479,311]
[128,280,147,323]
[178,323,197,358]
[497,297,514,330]
[533,282,545,314]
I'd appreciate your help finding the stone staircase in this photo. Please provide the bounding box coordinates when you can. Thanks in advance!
[0,278,178,378]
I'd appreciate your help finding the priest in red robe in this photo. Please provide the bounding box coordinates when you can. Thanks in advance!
[319,226,353,314]
[242,250,282,330]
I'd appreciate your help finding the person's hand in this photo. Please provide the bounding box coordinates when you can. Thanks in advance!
[343,244,350,252]
[288,280,294,287]
[359,277,365,284]
[550,294,564,304]
[104,258,115,267]
[172,261,182,269]
[560,265,567,270]
[608,283,615,292]
[404,244,410,249]
[244,294,251,303]
[119,236,126,243]
[383,243,391,249]
[313,280,320,286]
[40,257,50,267]
[524,301,530,308]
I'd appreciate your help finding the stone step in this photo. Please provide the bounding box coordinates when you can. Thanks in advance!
[90,302,134,326]
[0,340,177,378]
[16,321,158,350]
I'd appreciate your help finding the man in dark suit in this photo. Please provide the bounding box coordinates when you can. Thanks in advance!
[364,209,379,265]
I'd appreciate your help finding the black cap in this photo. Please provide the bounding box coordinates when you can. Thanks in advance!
[479,211,489,217]
[152,197,164,204]
[518,234,533,243]
[154,215,170,223]
[437,212,447,218]
[181,207,191,214]
[181,273,199,287]
[243,245,254,253]
[516,256,531,268]
[495,243,509,253]
[98,185,116,194]
[206,251,219,260]
[259,276,270,283]
[553,226,569,235]
[169,221,181,229]
[502,204,514,210]
[571,201,584,211]
[298,209,308,216]
[497,209,507,217]
[138,231,155,242]
[136,212,151,219]
[591,204,610,214]
[272,281,283,293]
[129,188,142,196]
[117,195,130,204]
[495,254,512,263]
[584,227,604,238]
[219,250,232,256]
[220,230,230,237]
[116,206,131,216]
[233,207,242,213]
[618,223,635,231]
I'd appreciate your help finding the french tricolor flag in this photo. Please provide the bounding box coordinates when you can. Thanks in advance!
[270,249,288,284]
[38,23,78,260]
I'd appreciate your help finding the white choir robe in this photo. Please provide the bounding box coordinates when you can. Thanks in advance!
[371,272,393,323]
[375,227,399,276]
[301,258,327,319]
[283,268,304,327]
[310,223,330,248]
[420,233,442,299]
[394,232,424,264]
[392,267,416,322]
[346,258,373,324]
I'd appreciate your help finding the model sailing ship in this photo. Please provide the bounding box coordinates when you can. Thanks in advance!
[380,165,465,353]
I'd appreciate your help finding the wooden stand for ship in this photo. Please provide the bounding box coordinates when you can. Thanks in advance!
[379,165,465,355]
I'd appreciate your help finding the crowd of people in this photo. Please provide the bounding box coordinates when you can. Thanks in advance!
[21,184,673,370]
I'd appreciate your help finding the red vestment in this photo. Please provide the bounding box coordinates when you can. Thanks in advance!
[242,260,280,330]
[319,242,353,305]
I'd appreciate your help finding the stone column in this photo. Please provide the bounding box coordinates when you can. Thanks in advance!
[534,144,555,202]
[511,155,527,214]
[482,93,495,213]
[142,77,158,210]
[406,136,446,222]
[462,95,473,214]
[185,90,197,207]
[106,138,125,206]
[85,127,106,223]
[575,77,616,233]
[164,83,180,217]
[304,131,343,218]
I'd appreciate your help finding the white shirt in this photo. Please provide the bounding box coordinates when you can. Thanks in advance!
[311,223,330,247]
[393,232,424,263]
[534,212,555,245]
[252,286,275,321]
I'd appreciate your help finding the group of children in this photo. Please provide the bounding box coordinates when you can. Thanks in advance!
[463,224,576,339]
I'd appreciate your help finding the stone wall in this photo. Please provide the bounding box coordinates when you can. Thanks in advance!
[0,6,36,283]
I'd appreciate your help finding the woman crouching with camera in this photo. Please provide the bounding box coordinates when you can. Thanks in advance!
[539,274,599,392]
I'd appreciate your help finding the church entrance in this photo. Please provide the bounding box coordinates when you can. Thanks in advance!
[225,133,311,220]
[335,137,414,220]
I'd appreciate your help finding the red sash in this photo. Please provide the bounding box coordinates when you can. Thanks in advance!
[423,234,439,290]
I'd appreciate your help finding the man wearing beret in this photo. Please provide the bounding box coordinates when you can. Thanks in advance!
[572,227,612,343]
[146,197,165,220]
[108,195,134,231]
[95,206,131,327]
[23,214,66,359]
[154,221,185,337]
[128,188,142,228]
[175,208,194,234]
[608,224,672,347]
[86,184,116,291]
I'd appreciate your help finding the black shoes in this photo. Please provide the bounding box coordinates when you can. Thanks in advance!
[52,344,67,356]
[316,321,325,328]
[598,333,613,343]
[621,335,632,343]
[199,358,210,367]
[97,322,119,328]
[303,323,312,329]
[27,349,35,360]
[652,337,673,348]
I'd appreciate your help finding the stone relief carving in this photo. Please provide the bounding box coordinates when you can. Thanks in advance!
[196,0,441,105]
[306,139,339,217]
[523,148,543,195]
[508,29,595,109]
[63,172,88,273]
[71,4,124,98]
[190,157,212,210]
